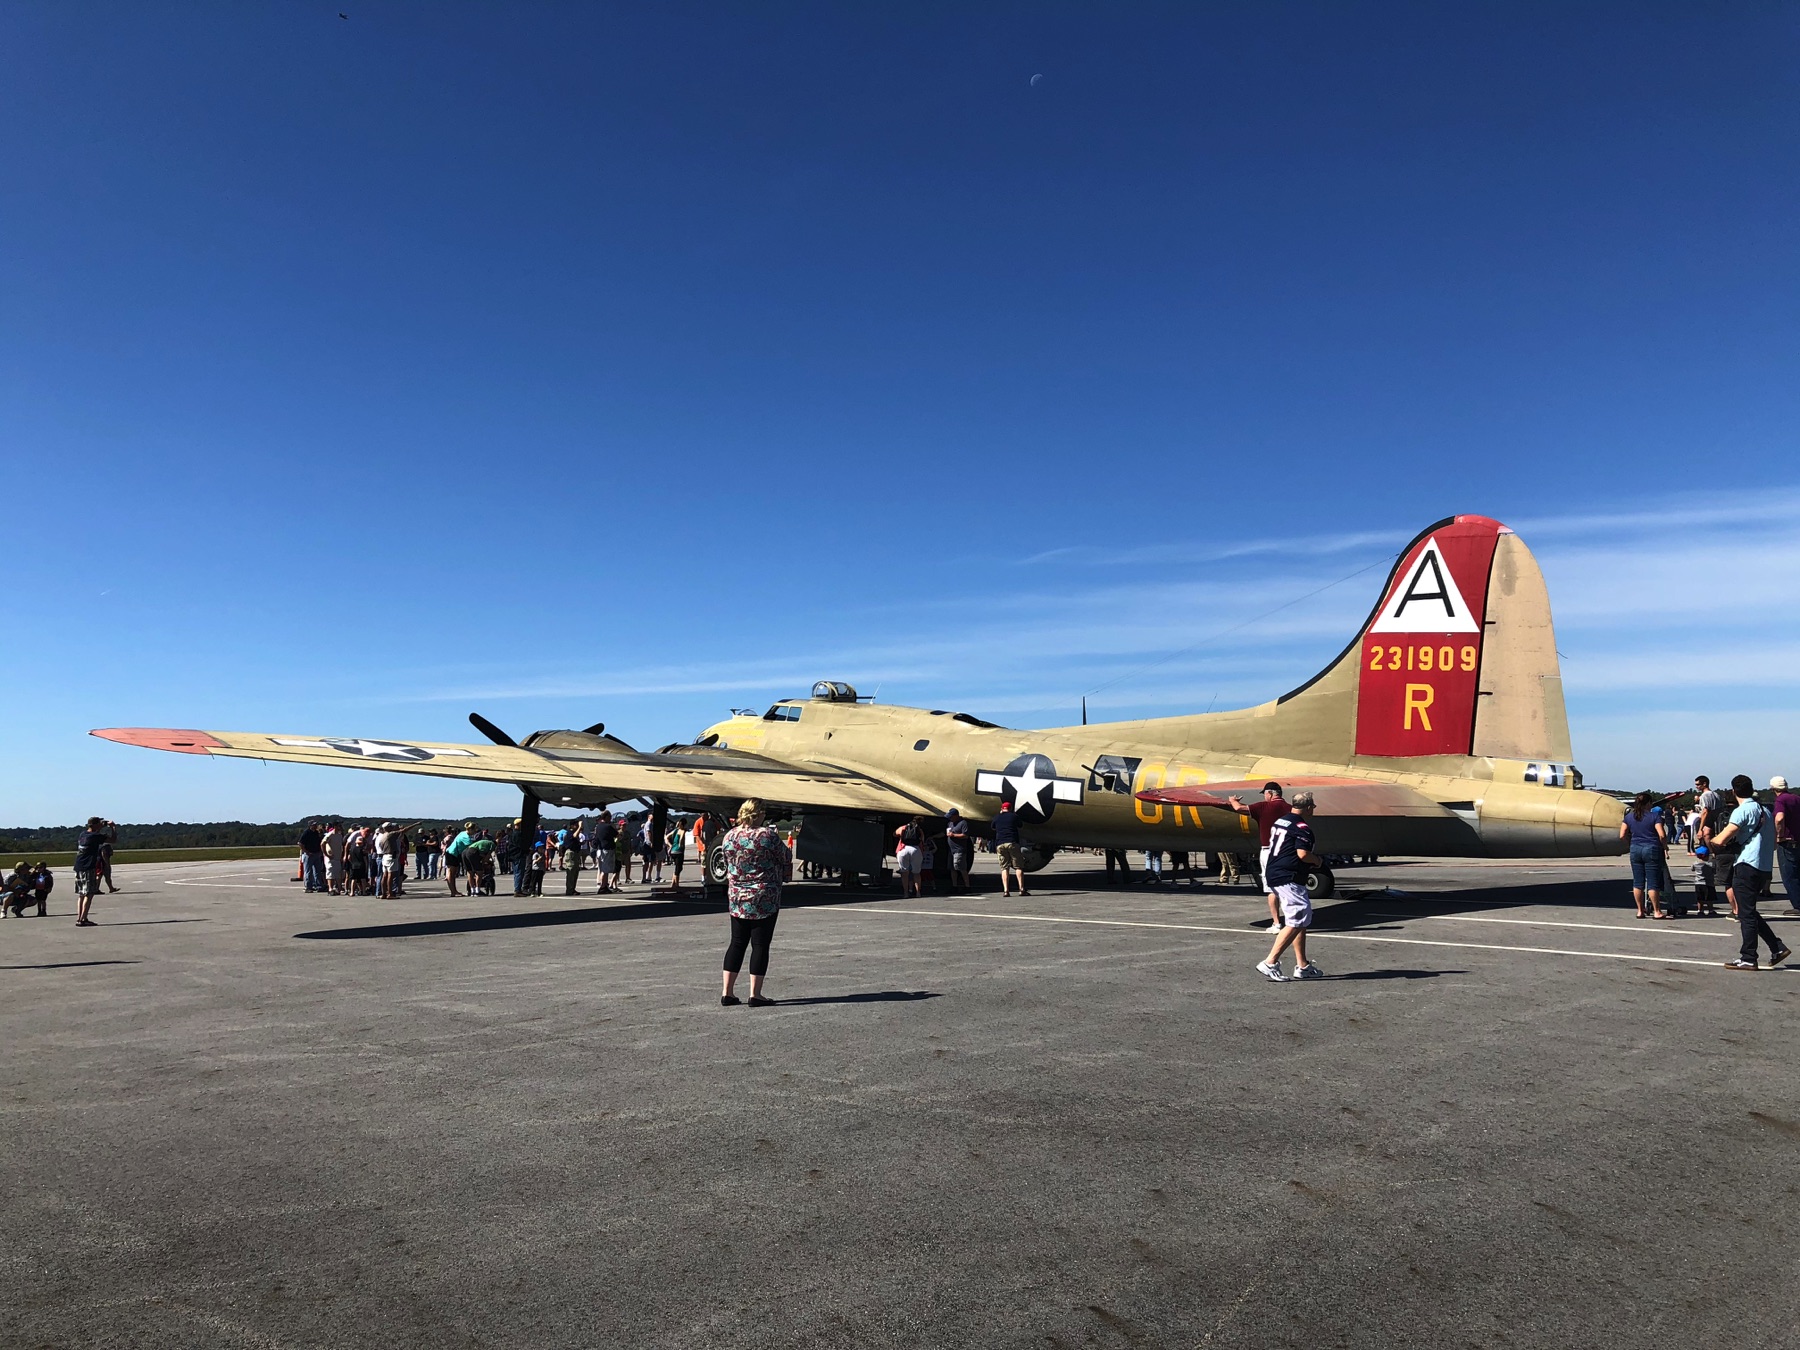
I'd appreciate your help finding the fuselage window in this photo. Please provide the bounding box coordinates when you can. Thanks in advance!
[762,705,804,722]
[913,739,929,751]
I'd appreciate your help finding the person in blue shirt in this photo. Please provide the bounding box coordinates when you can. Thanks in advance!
[1618,792,1672,919]
[1711,774,1790,970]
[72,817,115,927]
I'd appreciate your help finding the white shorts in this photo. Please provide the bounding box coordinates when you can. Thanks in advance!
[384,856,401,874]
[1275,883,1312,928]
[897,844,922,875]
[1259,846,1271,887]
[324,857,341,878]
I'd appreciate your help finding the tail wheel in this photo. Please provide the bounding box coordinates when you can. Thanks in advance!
[1303,865,1336,899]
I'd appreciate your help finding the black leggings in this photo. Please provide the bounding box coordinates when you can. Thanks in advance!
[724,912,779,976]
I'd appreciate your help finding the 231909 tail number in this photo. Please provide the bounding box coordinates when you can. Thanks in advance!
[1369,644,1475,673]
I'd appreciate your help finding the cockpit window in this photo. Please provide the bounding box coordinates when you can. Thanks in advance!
[762,704,804,722]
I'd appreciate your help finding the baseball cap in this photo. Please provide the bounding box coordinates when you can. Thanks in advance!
[1772,776,1790,791]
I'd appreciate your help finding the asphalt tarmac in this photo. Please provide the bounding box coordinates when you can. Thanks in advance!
[3,854,1797,1349]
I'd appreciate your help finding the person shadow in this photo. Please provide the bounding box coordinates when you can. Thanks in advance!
[763,990,941,1007]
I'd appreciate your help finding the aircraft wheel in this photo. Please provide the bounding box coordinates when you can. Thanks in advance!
[705,847,728,889]
[1304,865,1336,900]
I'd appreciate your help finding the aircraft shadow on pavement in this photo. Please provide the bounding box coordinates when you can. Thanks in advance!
[1327,877,1638,927]
[1321,968,1465,981]
[295,888,885,941]
[767,990,941,1007]
[0,960,143,971]
[103,918,212,927]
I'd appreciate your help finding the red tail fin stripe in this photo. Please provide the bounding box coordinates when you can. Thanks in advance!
[1354,516,1505,758]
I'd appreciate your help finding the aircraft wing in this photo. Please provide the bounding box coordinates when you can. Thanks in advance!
[1135,776,1460,819]
[91,727,936,816]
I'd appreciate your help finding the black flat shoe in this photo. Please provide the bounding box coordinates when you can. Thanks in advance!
[747,995,775,1007]
[720,995,741,1006]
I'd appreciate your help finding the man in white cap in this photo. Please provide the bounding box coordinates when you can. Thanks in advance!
[1773,775,1799,913]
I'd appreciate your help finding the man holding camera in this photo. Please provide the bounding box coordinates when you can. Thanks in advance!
[73,817,116,927]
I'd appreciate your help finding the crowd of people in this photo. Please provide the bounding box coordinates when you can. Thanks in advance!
[1620,772,1797,970]
[294,810,707,902]
[5,818,116,925]
[24,774,1797,985]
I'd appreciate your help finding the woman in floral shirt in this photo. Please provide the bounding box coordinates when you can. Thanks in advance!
[719,799,792,1007]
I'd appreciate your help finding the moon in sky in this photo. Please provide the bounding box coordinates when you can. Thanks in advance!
[1030,73,1043,86]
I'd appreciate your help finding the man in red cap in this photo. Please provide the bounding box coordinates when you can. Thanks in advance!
[992,801,1028,897]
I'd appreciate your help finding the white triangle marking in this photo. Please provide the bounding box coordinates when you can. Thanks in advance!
[1369,536,1479,634]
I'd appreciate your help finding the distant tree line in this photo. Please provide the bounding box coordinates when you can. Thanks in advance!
[0,816,551,854]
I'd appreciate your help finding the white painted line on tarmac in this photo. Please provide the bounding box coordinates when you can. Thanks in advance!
[164,873,296,889]
[1365,910,1734,940]
[822,906,1726,969]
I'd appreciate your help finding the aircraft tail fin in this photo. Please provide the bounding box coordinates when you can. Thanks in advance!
[1150,516,1574,768]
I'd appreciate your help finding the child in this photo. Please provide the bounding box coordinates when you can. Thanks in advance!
[1691,845,1719,918]
[31,863,52,916]
[527,844,546,897]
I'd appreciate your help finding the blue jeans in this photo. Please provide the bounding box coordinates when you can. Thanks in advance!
[1776,842,1798,911]
[302,851,324,892]
[1628,843,1662,894]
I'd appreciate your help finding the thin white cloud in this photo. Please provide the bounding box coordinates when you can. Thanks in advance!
[363,489,1795,778]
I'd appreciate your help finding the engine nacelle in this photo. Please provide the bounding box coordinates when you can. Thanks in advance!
[1016,844,1058,874]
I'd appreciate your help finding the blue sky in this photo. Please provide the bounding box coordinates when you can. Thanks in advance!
[3,3,1797,824]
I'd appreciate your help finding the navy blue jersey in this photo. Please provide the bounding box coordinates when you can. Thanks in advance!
[74,829,110,870]
[1263,813,1314,886]
[992,810,1020,846]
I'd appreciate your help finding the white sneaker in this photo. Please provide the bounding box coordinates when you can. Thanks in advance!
[1256,960,1288,982]
[1294,963,1324,980]
[1266,921,1283,933]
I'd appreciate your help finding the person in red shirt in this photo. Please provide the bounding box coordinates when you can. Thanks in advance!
[1227,782,1290,933]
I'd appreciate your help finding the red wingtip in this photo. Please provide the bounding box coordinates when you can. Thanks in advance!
[91,728,226,755]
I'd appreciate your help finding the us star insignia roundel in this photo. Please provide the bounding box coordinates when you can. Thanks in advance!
[974,753,1084,821]
[269,737,472,761]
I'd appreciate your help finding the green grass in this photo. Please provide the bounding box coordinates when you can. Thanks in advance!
[3,845,299,870]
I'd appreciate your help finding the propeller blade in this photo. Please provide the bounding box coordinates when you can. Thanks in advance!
[469,712,517,747]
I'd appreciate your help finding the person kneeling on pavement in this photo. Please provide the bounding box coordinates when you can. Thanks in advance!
[3,863,40,917]
[1257,791,1323,982]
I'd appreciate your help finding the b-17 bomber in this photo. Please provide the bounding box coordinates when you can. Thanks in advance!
[95,515,1624,896]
